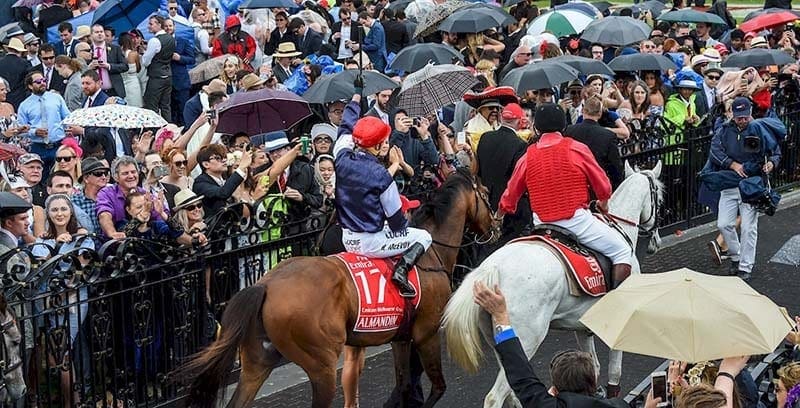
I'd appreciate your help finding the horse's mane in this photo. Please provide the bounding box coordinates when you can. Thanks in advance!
[411,168,473,227]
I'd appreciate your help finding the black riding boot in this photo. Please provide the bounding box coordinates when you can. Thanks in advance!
[611,264,631,290]
[393,243,425,298]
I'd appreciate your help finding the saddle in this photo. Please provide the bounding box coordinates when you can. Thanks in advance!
[510,224,612,297]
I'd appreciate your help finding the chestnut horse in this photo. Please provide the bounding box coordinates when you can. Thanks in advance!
[179,170,496,407]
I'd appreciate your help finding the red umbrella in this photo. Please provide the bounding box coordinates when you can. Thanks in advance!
[216,89,312,135]
[740,11,799,33]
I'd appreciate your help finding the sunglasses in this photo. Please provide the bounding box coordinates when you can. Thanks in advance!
[33,78,46,84]
[174,160,188,167]
[315,137,333,143]
[183,203,202,211]
[41,55,55,60]
[706,74,720,80]
[169,6,178,10]
[90,170,110,177]
[55,156,75,162]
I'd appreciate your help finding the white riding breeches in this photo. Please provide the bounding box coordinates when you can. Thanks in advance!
[535,208,632,265]
[342,225,433,258]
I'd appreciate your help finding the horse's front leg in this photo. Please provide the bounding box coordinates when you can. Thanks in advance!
[574,331,601,381]
[415,334,446,407]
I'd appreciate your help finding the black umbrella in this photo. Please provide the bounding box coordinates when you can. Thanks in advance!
[387,0,413,11]
[0,192,32,218]
[722,49,796,68]
[658,9,726,25]
[581,16,651,46]
[590,1,612,13]
[303,70,399,104]
[541,55,614,76]
[608,53,677,72]
[389,43,464,73]
[438,6,515,33]
[239,0,296,8]
[631,0,665,18]
[500,62,579,95]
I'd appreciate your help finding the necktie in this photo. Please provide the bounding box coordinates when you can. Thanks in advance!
[278,173,287,191]
[710,89,717,108]
[45,67,51,88]
[87,97,93,108]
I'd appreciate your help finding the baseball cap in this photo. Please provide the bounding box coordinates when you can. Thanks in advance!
[732,97,752,118]
[502,103,524,120]
[18,153,43,166]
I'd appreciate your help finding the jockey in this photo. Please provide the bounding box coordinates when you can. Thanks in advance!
[496,103,632,289]
[332,83,432,298]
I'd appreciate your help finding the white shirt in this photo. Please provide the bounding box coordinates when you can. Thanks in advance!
[337,23,353,60]
[142,30,166,67]
[85,88,102,108]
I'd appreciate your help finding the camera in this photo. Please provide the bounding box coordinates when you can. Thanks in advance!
[743,135,761,153]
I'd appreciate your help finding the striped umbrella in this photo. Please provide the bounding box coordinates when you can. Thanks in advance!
[398,64,478,117]
[527,10,595,38]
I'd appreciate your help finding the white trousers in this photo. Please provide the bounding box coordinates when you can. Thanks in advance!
[342,225,433,258]
[717,188,759,273]
[536,208,632,265]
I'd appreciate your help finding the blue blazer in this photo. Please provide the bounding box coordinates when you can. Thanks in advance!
[52,40,77,58]
[171,35,196,91]
[183,93,203,131]
[362,21,387,72]
[296,29,323,58]
[82,90,109,108]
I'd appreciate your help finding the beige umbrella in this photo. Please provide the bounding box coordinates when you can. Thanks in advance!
[579,268,794,363]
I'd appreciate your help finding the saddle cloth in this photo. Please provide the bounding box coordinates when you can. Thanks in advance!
[508,235,608,297]
[333,253,421,332]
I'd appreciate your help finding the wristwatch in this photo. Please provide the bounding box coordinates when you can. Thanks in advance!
[494,324,512,336]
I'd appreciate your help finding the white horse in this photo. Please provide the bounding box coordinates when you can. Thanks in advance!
[443,161,664,408]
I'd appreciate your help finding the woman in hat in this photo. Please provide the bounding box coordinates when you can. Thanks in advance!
[310,123,337,159]
[172,189,207,238]
[119,32,143,107]
[219,55,242,94]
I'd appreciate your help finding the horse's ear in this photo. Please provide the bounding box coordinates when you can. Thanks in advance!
[652,160,663,178]
[624,160,635,178]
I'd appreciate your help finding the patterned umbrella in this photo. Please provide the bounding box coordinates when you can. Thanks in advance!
[189,54,231,85]
[62,105,168,128]
[217,89,312,135]
[414,0,469,38]
[398,64,478,117]
[527,10,595,38]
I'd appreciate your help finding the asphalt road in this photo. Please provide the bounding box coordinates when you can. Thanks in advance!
[251,203,800,408]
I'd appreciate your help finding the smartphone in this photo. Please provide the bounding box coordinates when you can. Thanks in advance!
[456,131,466,145]
[153,164,170,179]
[205,109,217,120]
[651,371,668,407]
[412,117,421,127]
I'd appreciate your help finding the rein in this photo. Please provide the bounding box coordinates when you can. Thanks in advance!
[431,185,498,249]
[601,173,660,237]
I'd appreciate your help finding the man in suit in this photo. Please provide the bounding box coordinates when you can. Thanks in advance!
[183,79,226,130]
[36,0,73,39]
[53,22,78,58]
[32,44,67,95]
[88,24,128,98]
[193,144,251,216]
[565,93,623,189]
[165,18,196,126]
[476,103,530,245]
[288,17,323,58]
[66,71,133,164]
[694,66,722,120]
[353,11,387,72]
[272,42,301,84]
[331,8,362,61]
[142,15,176,121]
[0,38,32,109]
[380,9,409,55]
[0,204,31,257]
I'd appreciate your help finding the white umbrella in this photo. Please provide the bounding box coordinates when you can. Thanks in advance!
[527,9,595,38]
[62,105,168,128]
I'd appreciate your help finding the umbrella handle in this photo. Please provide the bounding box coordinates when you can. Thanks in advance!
[780,307,797,330]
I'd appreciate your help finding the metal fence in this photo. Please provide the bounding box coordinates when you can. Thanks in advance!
[1,103,799,407]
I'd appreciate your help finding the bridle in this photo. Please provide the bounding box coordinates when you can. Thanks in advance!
[601,172,661,240]
[430,178,498,249]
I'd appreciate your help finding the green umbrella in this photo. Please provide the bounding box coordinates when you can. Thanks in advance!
[658,9,726,25]
[526,9,595,38]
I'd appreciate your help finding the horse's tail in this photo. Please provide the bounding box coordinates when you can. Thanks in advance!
[442,261,501,373]
[179,283,268,408]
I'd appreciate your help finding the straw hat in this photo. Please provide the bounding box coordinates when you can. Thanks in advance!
[76,25,91,39]
[274,42,301,58]
[6,38,25,53]
[174,189,205,211]
[202,79,227,94]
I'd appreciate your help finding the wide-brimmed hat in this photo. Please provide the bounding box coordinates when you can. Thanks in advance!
[264,131,292,152]
[750,36,768,49]
[675,79,700,90]
[6,38,25,53]
[75,25,91,39]
[462,86,518,109]
[274,42,301,58]
[174,189,205,211]
[202,79,227,94]
[240,73,266,91]
[22,33,39,46]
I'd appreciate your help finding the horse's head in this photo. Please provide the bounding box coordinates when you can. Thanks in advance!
[0,294,26,402]
[463,172,496,243]
[623,160,664,254]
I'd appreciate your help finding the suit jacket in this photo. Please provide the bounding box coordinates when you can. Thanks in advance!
[193,171,245,216]
[565,119,624,189]
[83,90,110,108]
[476,126,527,210]
[52,40,78,58]
[82,127,132,164]
[496,337,622,408]
[32,63,67,95]
[183,93,204,129]
[265,28,296,55]
[361,21,388,71]
[273,63,293,84]
[171,34,196,91]
[694,86,717,119]
[382,19,409,55]
[0,54,32,109]
[330,21,362,53]
[91,43,128,98]
[37,5,73,38]
[266,159,323,221]
[296,28,323,58]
